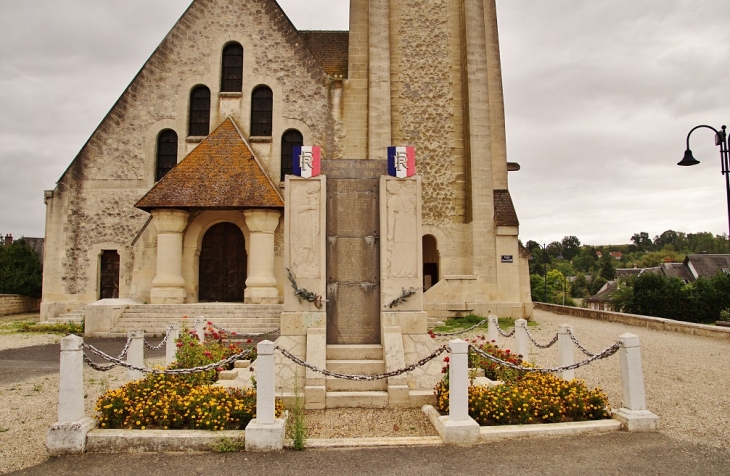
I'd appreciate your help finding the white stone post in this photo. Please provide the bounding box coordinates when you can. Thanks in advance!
[514,319,528,359]
[150,209,189,304]
[612,333,660,431]
[438,339,480,445]
[58,335,85,422]
[166,323,180,366]
[194,319,206,344]
[245,340,285,451]
[127,330,144,382]
[46,335,96,455]
[243,209,281,304]
[557,325,574,380]
[487,315,498,342]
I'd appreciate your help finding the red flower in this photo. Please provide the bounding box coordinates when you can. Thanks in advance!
[246,339,253,344]
[443,356,450,363]
[189,342,195,347]
[231,332,237,336]
[176,342,183,348]
[207,321,212,326]
[182,315,188,319]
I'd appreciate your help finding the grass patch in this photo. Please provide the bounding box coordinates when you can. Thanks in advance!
[433,314,536,333]
[15,321,84,335]
[212,436,245,453]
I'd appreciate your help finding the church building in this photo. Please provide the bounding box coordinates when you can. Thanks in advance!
[41,0,532,337]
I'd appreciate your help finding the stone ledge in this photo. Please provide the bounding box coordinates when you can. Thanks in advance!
[86,429,245,453]
[535,303,730,340]
[302,436,443,448]
[422,405,622,443]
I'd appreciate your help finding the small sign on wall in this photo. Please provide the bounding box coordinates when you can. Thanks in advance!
[501,255,513,263]
[292,146,321,178]
[387,146,416,178]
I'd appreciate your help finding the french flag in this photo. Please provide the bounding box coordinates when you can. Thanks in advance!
[387,146,416,178]
[292,146,321,178]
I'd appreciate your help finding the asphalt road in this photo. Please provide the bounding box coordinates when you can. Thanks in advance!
[8,432,730,476]
[0,338,167,384]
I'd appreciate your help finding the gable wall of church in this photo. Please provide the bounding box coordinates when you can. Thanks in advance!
[43,0,337,309]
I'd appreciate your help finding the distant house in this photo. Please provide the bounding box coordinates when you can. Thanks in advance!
[586,254,730,311]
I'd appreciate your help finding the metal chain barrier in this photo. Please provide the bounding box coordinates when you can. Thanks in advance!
[143,325,174,351]
[82,344,255,375]
[497,325,515,338]
[468,341,620,373]
[566,328,597,357]
[520,322,559,349]
[117,336,133,360]
[276,344,449,381]
[431,318,489,336]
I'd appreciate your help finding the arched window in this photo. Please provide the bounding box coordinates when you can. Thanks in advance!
[155,129,178,181]
[189,85,211,136]
[221,43,243,92]
[250,86,273,136]
[280,129,303,181]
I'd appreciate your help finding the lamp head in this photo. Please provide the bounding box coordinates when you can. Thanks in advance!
[677,149,700,166]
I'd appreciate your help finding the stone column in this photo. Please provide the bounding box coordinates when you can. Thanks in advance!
[612,333,660,431]
[150,209,189,304]
[514,318,528,359]
[243,209,281,304]
[557,324,574,381]
[126,330,144,382]
[47,335,96,455]
[441,339,480,445]
[166,323,180,366]
[487,315,499,342]
[245,340,285,451]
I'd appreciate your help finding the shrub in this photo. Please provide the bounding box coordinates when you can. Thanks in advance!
[466,336,530,382]
[96,373,283,430]
[171,318,256,385]
[435,373,610,426]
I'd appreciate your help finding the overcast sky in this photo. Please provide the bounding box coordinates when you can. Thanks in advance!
[1,0,728,247]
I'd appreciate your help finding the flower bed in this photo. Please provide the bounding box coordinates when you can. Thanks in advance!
[434,339,611,425]
[95,317,282,431]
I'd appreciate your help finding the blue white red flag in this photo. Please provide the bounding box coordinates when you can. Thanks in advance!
[292,146,321,178]
[387,146,416,178]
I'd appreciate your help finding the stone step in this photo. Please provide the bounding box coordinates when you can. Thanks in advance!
[45,313,84,324]
[325,391,389,408]
[326,359,385,375]
[123,304,282,312]
[325,376,387,392]
[326,344,383,361]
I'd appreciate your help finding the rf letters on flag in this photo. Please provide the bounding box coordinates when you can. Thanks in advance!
[292,146,321,178]
[388,146,416,178]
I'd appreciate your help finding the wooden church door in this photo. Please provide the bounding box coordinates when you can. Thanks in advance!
[199,222,247,302]
[99,250,120,299]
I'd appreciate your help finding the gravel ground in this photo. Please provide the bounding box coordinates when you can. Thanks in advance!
[0,309,728,474]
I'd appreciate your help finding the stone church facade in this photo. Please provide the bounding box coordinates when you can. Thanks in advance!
[41,0,532,327]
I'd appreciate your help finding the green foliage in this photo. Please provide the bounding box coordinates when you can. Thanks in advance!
[287,370,307,450]
[431,314,515,332]
[570,274,590,298]
[560,235,581,261]
[213,437,245,452]
[0,239,42,298]
[609,271,730,323]
[17,321,84,335]
[466,336,531,381]
[171,319,256,385]
[598,253,616,281]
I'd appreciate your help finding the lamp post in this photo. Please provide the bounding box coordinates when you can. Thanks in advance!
[678,124,730,237]
[543,244,548,303]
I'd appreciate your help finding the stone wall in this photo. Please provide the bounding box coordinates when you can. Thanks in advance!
[535,303,730,340]
[0,295,41,317]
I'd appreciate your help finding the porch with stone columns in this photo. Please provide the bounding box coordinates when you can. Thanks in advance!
[244,209,281,304]
[150,209,189,304]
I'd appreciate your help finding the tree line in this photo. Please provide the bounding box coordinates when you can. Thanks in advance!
[0,238,43,298]
[523,231,729,313]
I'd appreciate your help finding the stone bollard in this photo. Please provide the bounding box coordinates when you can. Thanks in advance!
[487,315,499,342]
[127,330,145,382]
[438,339,479,445]
[612,333,660,431]
[194,319,206,344]
[166,323,180,366]
[557,325,575,380]
[514,319,529,359]
[46,335,96,455]
[245,340,285,451]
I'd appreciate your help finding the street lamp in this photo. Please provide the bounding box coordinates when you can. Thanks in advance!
[678,124,730,236]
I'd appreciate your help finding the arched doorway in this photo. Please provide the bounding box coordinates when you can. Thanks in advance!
[423,234,439,291]
[199,222,247,302]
